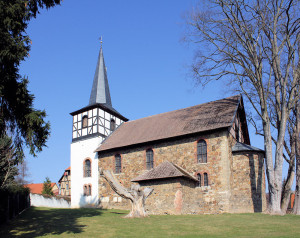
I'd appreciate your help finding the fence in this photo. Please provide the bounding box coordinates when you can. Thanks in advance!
[0,189,30,224]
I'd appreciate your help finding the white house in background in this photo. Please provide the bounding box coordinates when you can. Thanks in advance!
[70,44,128,208]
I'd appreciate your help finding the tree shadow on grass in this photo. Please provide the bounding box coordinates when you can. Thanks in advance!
[0,207,102,237]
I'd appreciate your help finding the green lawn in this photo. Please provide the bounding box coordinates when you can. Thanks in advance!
[1,207,300,237]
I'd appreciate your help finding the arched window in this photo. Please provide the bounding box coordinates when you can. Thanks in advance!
[88,185,92,196]
[83,185,87,196]
[110,119,116,131]
[197,140,207,163]
[146,149,154,170]
[204,173,208,186]
[197,173,201,187]
[82,115,88,128]
[84,159,91,177]
[115,154,121,174]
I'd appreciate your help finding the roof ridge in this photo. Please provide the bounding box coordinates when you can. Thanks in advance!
[97,95,242,153]
[124,95,241,124]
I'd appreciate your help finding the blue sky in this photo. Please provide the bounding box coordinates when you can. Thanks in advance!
[20,0,265,184]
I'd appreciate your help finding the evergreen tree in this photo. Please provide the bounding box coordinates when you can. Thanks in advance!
[42,177,53,196]
[0,1,61,164]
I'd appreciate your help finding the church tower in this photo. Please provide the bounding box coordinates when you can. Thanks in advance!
[70,42,128,207]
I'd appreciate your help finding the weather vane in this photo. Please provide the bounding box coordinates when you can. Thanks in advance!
[99,36,103,48]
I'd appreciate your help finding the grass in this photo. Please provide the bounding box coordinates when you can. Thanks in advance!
[1,207,300,237]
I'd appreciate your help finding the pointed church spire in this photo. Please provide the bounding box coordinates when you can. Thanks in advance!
[89,39,112,107]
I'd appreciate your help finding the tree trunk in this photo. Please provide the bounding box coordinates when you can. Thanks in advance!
[263,118,283,214]
[293,101,300,214]
[99,168,153,218]
[126,194,147,218]
[281,159,295,214]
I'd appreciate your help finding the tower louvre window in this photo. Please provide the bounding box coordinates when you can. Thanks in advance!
[82,115,88,128]
[197,140,207,163]
[110,119,116,131]
[146,149,154,170]
[115,154,121,174]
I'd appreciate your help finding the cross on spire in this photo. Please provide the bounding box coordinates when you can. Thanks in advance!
[99,36,103,48]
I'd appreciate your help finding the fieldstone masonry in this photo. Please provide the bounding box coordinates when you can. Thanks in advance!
[98,129,266,214]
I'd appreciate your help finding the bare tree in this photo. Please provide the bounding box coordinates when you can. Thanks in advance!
[254,89,299,214]
[99,169,153,218]
[185,0,300,214]
[293,98,300,214]
[15,160,31,185]
[0,135,18,189]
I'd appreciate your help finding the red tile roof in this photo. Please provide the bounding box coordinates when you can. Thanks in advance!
[96,95,241,152]
[132,161,198,182]
[25,183,57,194]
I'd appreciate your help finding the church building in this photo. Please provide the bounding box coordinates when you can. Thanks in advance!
[70,44,266,214]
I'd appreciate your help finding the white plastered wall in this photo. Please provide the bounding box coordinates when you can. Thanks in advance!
[70,136,104,208]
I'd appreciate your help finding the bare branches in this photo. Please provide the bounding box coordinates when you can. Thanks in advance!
[185,0,300,214]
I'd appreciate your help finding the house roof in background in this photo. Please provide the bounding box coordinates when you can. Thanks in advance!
[25,183,57,194]
[131,161,198,182]
[96,95,241,152]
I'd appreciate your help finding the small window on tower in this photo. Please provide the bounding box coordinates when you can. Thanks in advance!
[82,115,88,128]
[87,185,91,196]
[110,119,116,131]
[84,159,91,177]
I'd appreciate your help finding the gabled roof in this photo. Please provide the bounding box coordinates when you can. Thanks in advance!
[58,167,71,183]
[96,95,241,152]
[232,142,264,153]
[131,161,198,182]
[25,183,57,194]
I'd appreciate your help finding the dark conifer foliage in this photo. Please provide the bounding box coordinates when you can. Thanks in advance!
[0,0,61,162]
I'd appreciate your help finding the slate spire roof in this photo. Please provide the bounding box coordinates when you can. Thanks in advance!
[70,44,128,121]
[89,46,112,108]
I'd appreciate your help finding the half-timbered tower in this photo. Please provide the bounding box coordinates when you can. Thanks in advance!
[70,45,128,207]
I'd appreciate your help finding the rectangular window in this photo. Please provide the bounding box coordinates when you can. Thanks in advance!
[146,149,154,170]
[115,154,121,173]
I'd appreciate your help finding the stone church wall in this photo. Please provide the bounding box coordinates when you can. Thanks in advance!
[230,152,267,213]
[98,130,232,213]
[139,177,224,215]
